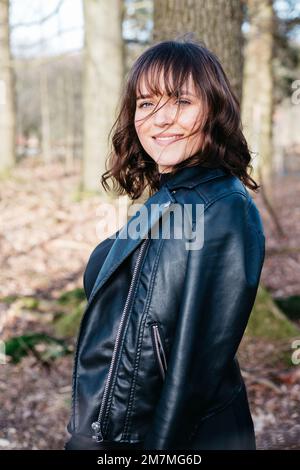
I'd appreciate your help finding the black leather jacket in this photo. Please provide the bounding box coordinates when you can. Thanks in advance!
[65,165,265,450]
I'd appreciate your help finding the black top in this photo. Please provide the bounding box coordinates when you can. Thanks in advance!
[83,236,116,300]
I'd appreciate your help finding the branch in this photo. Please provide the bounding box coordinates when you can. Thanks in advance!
[11,0,64,29]
[12,26,83,51]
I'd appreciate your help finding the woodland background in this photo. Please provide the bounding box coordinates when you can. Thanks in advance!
[0,0,300,450]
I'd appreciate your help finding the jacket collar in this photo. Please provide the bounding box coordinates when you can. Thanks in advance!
[162,164,228,190]
[88,165,228,301]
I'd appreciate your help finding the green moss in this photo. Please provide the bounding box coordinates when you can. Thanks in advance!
[246,285,300,340]
[21,297,40,310]
[58,288,86,305]
[53,288,88,337]
[274,296,300,321]
[0,294,18,304]
[1,296,40,309]
[4,333,71,364]
[53,302,86,338]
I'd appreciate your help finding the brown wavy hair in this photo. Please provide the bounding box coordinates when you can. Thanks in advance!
[101,37,259,200]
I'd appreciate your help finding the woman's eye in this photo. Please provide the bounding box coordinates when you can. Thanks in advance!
[138,99,190,109]
[139,102,153,108]
[177,99,191,105]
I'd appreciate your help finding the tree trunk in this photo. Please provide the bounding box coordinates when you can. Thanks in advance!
[153,0,244,102]
[65,69,75,173]
[82,0,124,194]
[241,0,274,199]
[0,0,16,173]
[40,66,52,164]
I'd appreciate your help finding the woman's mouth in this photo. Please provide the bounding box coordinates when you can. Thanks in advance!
[152,135,183,146]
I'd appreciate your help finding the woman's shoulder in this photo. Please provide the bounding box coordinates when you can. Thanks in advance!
[171,175,265,243]
[171,173,251,224]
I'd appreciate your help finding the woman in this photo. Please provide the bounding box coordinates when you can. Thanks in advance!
[65,38,265,450]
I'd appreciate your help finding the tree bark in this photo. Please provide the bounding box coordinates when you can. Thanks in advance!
[40,66,52,163]
[241,0,275,199]
[0,0,16,173]
[82,0,124,194]
[153,0,244,102]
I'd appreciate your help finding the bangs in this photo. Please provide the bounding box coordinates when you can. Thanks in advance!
[133,46,208,133]
[135,50,203,100]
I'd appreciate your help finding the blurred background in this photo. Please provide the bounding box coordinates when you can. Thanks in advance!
[0,0,299,450]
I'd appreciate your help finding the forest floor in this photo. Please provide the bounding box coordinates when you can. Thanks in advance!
[0,159,299,450]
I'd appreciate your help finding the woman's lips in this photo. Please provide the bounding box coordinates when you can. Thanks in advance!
[152,135,183,146]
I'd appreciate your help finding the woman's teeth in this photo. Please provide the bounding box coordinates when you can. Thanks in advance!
[154,135,182,143]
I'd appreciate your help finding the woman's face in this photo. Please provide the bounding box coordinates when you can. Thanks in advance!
[134,73,205,173]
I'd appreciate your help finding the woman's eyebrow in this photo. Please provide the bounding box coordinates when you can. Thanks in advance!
[136,93,153,101]
[136,91,196,101]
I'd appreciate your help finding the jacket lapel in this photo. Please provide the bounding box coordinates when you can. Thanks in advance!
[88,165,228,303]
[88,185,175,302]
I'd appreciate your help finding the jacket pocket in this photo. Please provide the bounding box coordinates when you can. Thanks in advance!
[150,322,168,381]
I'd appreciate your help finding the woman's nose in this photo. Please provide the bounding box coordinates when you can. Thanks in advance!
[152,102,176,126]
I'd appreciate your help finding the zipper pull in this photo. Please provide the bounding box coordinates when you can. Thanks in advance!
[91,421,104,442]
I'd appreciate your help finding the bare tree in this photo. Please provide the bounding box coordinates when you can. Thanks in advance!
[0,0,16,173]
[82,0,124,193]
[39,66,52,163]
[242,0,275,200]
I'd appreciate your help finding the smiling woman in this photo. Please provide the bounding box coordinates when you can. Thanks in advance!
[65,38,265,451]
[101,38,259,200]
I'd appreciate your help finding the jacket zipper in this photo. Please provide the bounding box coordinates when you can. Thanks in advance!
[91,237,150,442]
[150,322,168,381]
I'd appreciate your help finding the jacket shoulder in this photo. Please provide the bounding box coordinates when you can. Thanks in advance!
[193,173,249,206]
[171,173,265,236]
[172,173,249,208]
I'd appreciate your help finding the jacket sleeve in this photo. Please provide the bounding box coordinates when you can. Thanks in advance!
[142,192,265,450]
